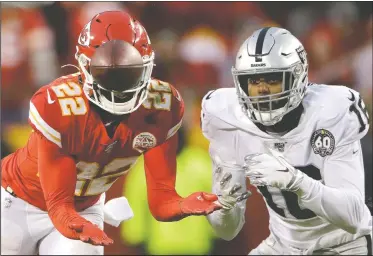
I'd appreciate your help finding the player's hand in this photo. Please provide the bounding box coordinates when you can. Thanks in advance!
[215,164,251,210]
[68,222,113,246]
[179,192,222,216]
[244,148,304,191]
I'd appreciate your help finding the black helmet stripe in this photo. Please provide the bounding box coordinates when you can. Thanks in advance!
[255,27,271,55]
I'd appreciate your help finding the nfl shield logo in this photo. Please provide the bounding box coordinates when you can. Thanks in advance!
[274,142,286,152]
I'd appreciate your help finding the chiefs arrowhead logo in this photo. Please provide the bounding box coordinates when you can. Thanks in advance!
[133,132,157,153]
[78,21,92,47]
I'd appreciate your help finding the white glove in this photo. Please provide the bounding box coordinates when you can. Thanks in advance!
[244,148,304,191]
[104,197,134,227]
[214,162,251,210]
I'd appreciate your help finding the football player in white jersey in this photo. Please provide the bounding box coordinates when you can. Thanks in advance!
[202,27,372,255]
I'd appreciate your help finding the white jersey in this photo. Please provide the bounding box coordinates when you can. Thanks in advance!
[202,84,372,251]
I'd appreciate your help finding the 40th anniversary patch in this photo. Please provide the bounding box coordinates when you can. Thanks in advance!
[310,129,335,157]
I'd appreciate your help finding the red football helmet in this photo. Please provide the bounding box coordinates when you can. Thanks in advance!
[75,11,154,115]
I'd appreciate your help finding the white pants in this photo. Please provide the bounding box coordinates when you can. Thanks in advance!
[1,186,105,255]
[249,233,371,255]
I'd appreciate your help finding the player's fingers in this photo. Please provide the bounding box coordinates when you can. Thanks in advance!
[102,237,114,246]
[80,235,90,243]
[89,237,99,245]
[220,173,232,188]
[236,191,252,202]
[246,170,263,178]
[89,234,113,246]
[228,183,242,195]
[213,200,223,208]
[201,192,218,202]
[214,166,223,181]
[211,203,222,212]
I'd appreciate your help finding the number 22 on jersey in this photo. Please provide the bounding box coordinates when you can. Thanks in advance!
[51,82,87,116]
[75,157,139,196]
[142,80,173,110]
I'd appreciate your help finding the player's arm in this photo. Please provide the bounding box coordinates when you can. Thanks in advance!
[201,91,250,240]
[295,140,369,234]
[37,133,87,236]
[143,85,221,222]
[292,93,370,234]
[144,132,221,222]
[37,133,112,245]
[29,88,112,245]
[206,147,250,241]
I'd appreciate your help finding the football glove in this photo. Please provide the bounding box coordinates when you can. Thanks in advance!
[214,162,252,210]
[245,148,304,191]
[179,192,222,216]
[68,221,113,246]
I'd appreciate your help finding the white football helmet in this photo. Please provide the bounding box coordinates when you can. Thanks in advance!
[232,27,309,126]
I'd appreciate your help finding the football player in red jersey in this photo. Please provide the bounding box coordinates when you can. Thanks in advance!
[1,11,221,255]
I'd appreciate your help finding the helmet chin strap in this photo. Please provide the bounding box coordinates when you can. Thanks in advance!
[99,91,139,114]
[249,107,286,126]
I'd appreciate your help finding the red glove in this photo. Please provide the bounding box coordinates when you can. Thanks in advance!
[179,192,222,216]
[68,222,113,246]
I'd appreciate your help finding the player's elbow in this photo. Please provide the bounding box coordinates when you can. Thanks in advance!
[148,204,169,221]
[207,213,244,241]
[212,224,242,241]
[217,230,239,241]
[342,218,362,234]
[148,198,183,222]
[151,212,169,222]
[150,208,182,222]
[342,211,364,234]
[340,192,366,234]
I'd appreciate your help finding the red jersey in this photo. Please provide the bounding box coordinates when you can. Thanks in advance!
[1,73,184,212]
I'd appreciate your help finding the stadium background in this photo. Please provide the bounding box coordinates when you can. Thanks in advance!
[1,2,372,255]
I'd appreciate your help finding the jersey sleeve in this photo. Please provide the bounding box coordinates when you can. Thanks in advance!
[28,87,73,152]
[338,89,370,146]
[201,89,225,141]
[164,84,184,141]
[201,90,214,141]
[322,88,370,148]
[320,88,369,193]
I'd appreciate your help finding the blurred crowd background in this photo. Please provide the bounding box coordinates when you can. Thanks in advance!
[1,2,372,255]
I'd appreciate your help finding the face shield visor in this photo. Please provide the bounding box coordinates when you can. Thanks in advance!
[79,40,154,115]
[232,63,307,125]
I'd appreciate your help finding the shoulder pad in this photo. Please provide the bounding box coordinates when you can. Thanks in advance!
[143,79,184,141]
[28,74,87,149]
[308,85,369,147]
[201,88,237,140]
[201,88,236,118]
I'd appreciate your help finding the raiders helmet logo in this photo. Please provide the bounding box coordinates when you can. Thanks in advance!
[310,129,335,157]
[133,132,157,153]
[296,46,307,65]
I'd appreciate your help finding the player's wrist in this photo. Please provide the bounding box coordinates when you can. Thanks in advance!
[292,172,317,199]
[286,168,304,192]
[218,197,235,211]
